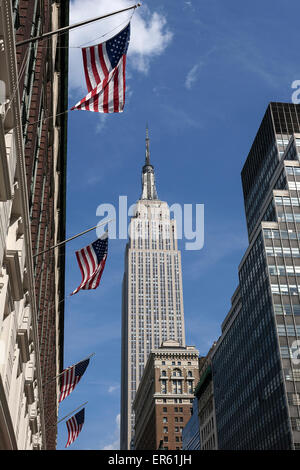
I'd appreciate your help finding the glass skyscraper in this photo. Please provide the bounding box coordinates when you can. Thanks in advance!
[120,130,186,449]
[212,102,300,449]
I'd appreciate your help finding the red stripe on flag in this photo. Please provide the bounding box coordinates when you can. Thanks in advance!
[122,55,126,111]
[113,66,119,113]
[82,48,93,93]
[102,76,109,113]
[90,47,101,87]
[98,44,109,78]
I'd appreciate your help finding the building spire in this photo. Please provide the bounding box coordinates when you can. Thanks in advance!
[141,124,158,200]
[145,123,150,165]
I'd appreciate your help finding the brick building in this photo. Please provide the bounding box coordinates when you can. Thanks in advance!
[133,340,199,450]
[0,0,69,449]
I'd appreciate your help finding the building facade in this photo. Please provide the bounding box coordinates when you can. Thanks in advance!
[0,0,69,449]
[196,343,218,450]
[182,397,201,450]
[133,340,199,450]
[120,131,186,449]
[0,0,45,449]
[212,102,300,450]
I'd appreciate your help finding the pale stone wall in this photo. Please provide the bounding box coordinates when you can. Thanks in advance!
[0,0,44,450]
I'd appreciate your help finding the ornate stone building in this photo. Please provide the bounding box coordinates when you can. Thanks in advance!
[0,0,68,449]
[133,340,199,450]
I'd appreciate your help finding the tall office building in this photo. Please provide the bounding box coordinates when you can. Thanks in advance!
[212,102,300,449]
[120,131,186,449]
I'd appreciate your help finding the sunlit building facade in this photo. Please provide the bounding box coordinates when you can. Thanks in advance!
[0,0,69,449]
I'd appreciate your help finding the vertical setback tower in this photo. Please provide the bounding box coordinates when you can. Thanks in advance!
[120,130,186,449]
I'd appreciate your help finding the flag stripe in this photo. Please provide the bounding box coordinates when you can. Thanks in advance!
[82,48,93,93]
[98,43,109,78]
[113,66,119,113]
[90,46,101,87]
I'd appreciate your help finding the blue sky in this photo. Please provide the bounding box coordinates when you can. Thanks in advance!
[56,0,300,450]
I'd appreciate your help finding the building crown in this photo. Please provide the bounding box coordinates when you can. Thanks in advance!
[141,125,158,200]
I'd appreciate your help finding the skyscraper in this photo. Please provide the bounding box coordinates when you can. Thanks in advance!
[120,130,186,449]
[211,102,300,449]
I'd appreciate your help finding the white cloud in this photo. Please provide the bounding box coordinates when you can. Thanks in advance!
[185,63,203,89]
[102,413,120,450]
[108,384,120,394]
[68,1,173,91]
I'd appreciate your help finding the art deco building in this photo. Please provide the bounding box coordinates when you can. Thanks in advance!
[0,0,69,449]
[120,131,186,449]
[133,340,199,450]
[212,102,300,449]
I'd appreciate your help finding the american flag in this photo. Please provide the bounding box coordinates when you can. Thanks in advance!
[71,23,130,113]
[65,408,85,448]
[71,233,108,295]
[59,358,90,403]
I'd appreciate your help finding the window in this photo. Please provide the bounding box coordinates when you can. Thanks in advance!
[172,380,182,394]
[291,418,300,431]
[163,407,167,412]
[187,380,194,394]
[163,417,168,423]
[163,427,168,433]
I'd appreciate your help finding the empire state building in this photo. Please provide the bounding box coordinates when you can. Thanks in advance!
[120,130,186,449]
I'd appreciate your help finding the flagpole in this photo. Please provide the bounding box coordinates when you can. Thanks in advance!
[15,3,141,47]
[55,402,88,426]
[33,219,113,258]
[42,353,95,388]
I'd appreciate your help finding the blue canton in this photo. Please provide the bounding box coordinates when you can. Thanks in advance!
[92,237,108,263]
[75,408,85,425]
[75,358,90,377]
[106,23,131,69]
